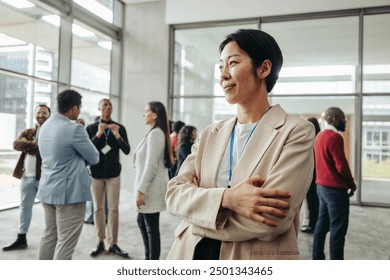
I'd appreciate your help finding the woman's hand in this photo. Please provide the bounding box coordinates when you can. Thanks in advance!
[192,176,200,187]
[136,191,145,209]
[221,175,291,227]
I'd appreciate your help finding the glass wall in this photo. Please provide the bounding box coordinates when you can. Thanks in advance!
[172,23,257,130]
[361,13,390,205]
[271,95,358,204]
[170,8,390,207]
[72,20,111,95]
[262,17,359,95]
[0,0,123,209]
[263,16,359,204]
[363,14,390,93]
[361,96,390,205]
[0,2,60,130]
[74,0,114,24]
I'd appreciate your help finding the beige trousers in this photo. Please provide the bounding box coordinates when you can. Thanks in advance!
[38,202,85,260]
[91,176,120,245]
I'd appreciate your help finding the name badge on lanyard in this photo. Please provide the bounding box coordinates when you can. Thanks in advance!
[101,144,111,154]
[101,121,111,154]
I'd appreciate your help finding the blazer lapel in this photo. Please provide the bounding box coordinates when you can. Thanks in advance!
[201,117,236,188]
[231,105,286,185]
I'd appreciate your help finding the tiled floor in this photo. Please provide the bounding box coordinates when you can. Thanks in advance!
[0,186,389,260]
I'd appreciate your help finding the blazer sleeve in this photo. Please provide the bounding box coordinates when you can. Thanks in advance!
[13,129,38,154]
[136,129,165,194]
[72,125,100,166]
[166,127,228,230]
[191,121,315,242]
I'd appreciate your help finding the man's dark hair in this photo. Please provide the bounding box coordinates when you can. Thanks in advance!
[57,89,82,114]
[219,29,283,93]
[35,104,51,114]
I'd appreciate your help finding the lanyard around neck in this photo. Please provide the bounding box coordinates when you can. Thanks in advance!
[228,119,260,186]
[100,120,111,140]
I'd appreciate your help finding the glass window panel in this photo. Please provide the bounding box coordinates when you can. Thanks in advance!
[173,23,257,98]
[0,0,121,210]
[72,20,111,94]
[0,150,20,209]
[271,95,358,203]
[0,2,59,80]
[262,17,359,95]
[171,97,236,132]
[383,132,388,146]
[0,74,55,137]
[367,131,372,146]
[0,75,56,208]
[74,89,109,126]
[363,14,390,93]
[74,0,113,24]
[362,96,390,116]
[361,96,390,204]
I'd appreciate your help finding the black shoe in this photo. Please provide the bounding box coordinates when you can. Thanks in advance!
[84,220,94,225]
[90,242,105,257]
[3,234,27,251]
[301,225,313,233]
[109,244,129,258]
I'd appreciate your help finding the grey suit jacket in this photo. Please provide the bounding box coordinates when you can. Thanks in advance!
[37,113,99,205]
[166,105,315,259]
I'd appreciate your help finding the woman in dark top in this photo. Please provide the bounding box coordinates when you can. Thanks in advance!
[301,117,321,233]
[174,125,197,176]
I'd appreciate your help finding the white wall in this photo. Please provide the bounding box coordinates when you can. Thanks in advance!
[121,1,169,191]
[166,0,390,24]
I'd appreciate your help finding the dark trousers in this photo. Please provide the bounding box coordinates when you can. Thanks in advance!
[306,182,319,229]
[193,238,221,260]
[137,212,160,260]
[312,185,350,260]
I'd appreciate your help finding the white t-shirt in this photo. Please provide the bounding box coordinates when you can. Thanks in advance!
[23,127,39,178]
[23,154,36,177]
[215,122,257,188]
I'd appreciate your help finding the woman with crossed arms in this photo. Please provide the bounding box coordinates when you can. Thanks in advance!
[166,29,315,260]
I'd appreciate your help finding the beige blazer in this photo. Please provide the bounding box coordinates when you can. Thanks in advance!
[165,105,315,260]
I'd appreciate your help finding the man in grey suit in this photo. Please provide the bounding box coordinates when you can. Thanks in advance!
[37,89,99,260]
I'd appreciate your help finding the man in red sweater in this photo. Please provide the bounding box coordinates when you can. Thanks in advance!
[312,107,357,260]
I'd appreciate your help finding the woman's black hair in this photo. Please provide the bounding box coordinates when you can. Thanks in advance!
[178,125,195,154]
[148,101,174,168]
[307,117,321,136]
[219,29,283,93]
[178,125,196,145]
